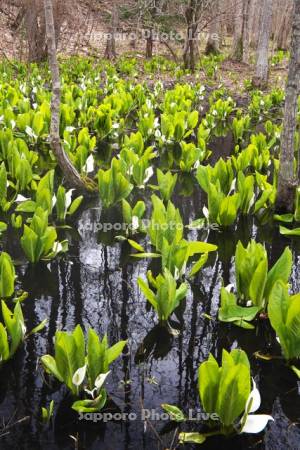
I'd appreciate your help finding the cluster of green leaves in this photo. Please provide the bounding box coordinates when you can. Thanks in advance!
[218,240,292,328]
[20,207,68,263]
[122,199,146,235]
[0,300,46,363]
[204,98,235,137]
[138,269,188,323]
[163,349,273,445]
[129,195,217,280]
[98,158,133,208]
[194,129,278,227]
[41,325,126,411]
[248,89,285,121]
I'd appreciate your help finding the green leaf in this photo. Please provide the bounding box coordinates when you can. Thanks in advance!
[249,259,268,308]
[0,323,9,361]
[107,340,127,365]
[280,226,300,236]
[264,247,292,302]
[274,214,294,223]
[128,239,145,253]
[198,354,220,414]
[68,196,83,215]
[131,253,161,259]
[219,288,259,324]
[161,404,186,422]
[179,432,207,444]
[291,366,300,378]
[189,253,208,277]
[41,355,64,382]
[71,389,107,413]
[138,278,158,311]
[28,318,47,335]
[0,252,15,298]
[16,200,37,213]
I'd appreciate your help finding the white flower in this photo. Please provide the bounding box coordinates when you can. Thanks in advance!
[15,194,30,202]
[225,284,235,293]
[131,216,139,231]
[66,189,75,209]
[83,154,95,174]
[203,206,209,219]
[25,126,37,139]
[72,365,87,387]
[94,371,110,391]
[241,415,274,434]
[144,166,154,184]
[240,379,274,434]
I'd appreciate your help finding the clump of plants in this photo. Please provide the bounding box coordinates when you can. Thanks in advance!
[41,326,127,412]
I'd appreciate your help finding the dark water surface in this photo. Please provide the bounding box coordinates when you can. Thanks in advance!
[0,185,300,450]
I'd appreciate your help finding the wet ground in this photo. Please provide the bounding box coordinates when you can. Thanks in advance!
[0,177,300,450]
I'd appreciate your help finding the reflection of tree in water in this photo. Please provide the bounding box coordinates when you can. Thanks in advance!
[0,204,300,450]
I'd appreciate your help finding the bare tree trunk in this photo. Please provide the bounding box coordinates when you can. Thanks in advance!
[24,0,47,62]
[277,5,293,50]
[183,0,197,70]
[205,0,220,54]
[104,5,118,60]
[250,0,261,49]
[276,0,300,212]
[242,0,251,63]
[145,29,154,58]
[252,0,273,88]
[232,0,243,59]
[43,0,90,191]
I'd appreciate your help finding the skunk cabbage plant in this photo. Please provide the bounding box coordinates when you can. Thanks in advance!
[41,326,127,412]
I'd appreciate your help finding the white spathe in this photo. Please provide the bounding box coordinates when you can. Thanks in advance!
[241,414,274,434]
[72,365,87,387]
[95,371,111,391]
[240,379,274,434]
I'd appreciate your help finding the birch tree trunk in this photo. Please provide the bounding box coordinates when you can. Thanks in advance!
[276,0,300,212]
[252,0,273,88]
[43,0,91,191]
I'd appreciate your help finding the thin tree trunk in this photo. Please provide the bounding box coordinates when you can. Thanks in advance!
[43,0,90,191]
[232,0,243,60]
[242,0,251,63]
[253,0,273,88]
[183,0,197,70]
[104,5,118,60]
[145,29,154,58]
[276,0,300,212]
